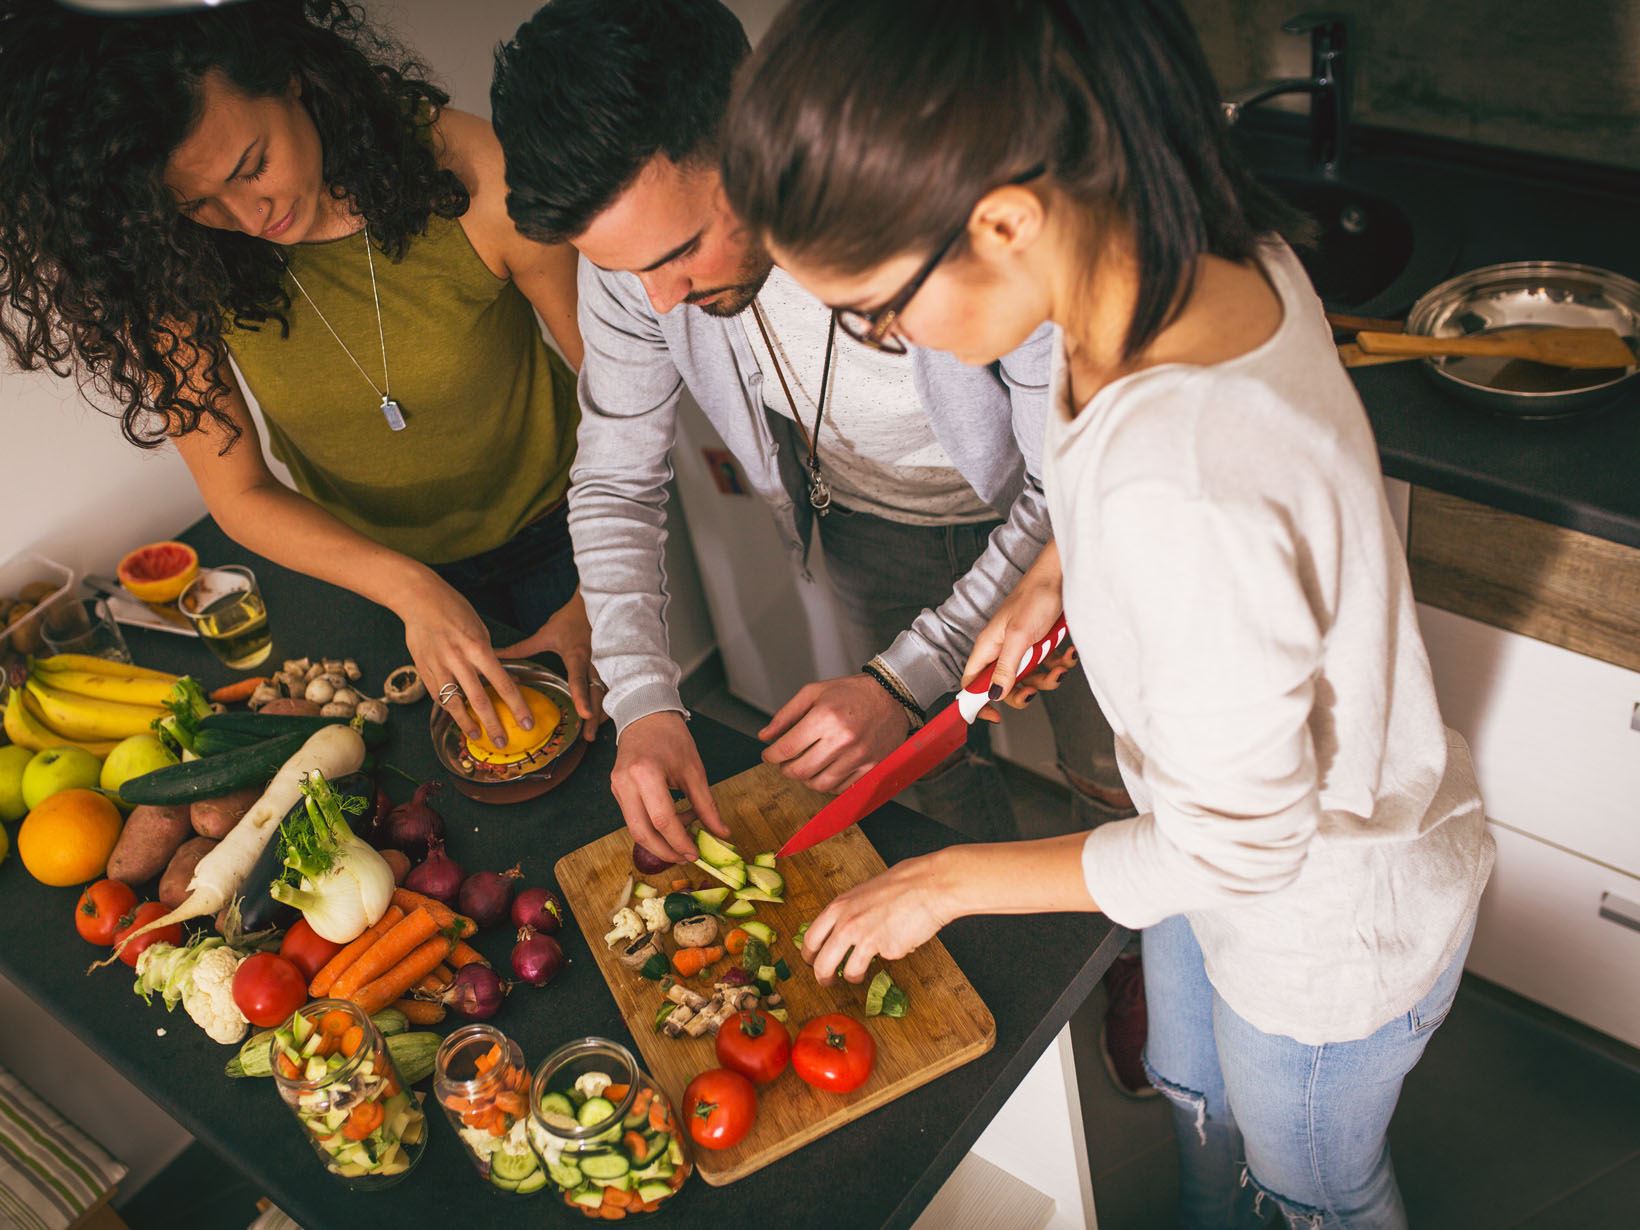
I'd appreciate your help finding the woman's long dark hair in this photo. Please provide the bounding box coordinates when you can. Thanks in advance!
[0,0,467,448]
[722,0,1307,362]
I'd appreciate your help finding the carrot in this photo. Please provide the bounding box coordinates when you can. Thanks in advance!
[604,1082,630,1101]
[319,1009,352,1037]
[340,1025,365,1057]
[391,888,476,937]
[209,676,268,704]
[309,906,404,997]
[495,1090,526,1118]
[648,1098,669,1133]
[671,945,723,978]
[622,1130,650,1162]
[396,997,447,1025]
[352,935,454,1016]
[475,1043,503,1073]
[342,1100,384,1141]
[669,879,691,892]
[724,927,749,956]
[417,965,453,995]
[277,1053,301,1080]
[332,909,439,998]
[448,939,488,969]
[601,1185,631,1209]
[630,1087,653,1120]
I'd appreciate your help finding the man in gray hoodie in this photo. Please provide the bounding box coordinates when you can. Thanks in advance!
[490,0,1129,866]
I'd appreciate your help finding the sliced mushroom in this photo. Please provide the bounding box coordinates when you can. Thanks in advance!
[383,665,425,705]
[343,659,363,681]
[616,933,662,969]
[282,657,312,676]
[664,983,709,1011]
[248,681,281,710]
[671,915,720,949]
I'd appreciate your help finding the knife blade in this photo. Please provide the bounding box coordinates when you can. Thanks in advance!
[777,615,1070,857]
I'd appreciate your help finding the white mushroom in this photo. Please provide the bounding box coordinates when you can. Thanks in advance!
[383,665,425,705]
[356,698,389,725]
[248,681,280,710]
[282,657,311,676]
[331,686,359,707]
[305,677,336,704]
[319,700,355,718]
[343,659,362,681]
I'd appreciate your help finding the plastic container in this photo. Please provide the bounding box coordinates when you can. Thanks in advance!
[433,1025,546,1195]
[527,1037,691,1217]
[270,999,426,1189]
[0,552,74,657]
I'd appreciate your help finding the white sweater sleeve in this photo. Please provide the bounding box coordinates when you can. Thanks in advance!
[1078,477,1326,928]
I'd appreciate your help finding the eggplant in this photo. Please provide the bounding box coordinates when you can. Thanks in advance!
[236,771,374,933]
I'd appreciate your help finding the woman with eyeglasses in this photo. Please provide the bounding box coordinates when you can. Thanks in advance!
[0,0,600,745]
[721,2,1493,1225]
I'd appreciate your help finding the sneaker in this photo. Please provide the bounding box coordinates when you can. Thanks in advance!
[1099,953,1158,1099]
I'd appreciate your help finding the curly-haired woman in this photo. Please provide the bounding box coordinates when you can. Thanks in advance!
[0,0,597,743]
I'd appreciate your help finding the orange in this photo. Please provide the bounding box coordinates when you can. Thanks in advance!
[464,685,562,765]
[17,788,123,887]
[116,541,199,604]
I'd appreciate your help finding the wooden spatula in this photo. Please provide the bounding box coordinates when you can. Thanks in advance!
[1356,327,1636,370]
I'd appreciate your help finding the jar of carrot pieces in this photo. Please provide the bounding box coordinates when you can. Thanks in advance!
[434,1025,546,1195]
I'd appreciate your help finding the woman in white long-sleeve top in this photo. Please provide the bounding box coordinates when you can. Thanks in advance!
[718,3,1494,1227]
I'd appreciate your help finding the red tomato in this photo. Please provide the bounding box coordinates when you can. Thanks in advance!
[113,902,182,968]
[232,953,308,1027]
[76,880,138,947]
[792,1014,876,1094]
[278,918,343,984]
[682,1068,757,1151]
[715,1009,791,1085]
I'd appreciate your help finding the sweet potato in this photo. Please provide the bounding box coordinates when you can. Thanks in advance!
[160,837,219,908]
[258,698,322,717]
[106,805,191,884]
[190,784,263,838]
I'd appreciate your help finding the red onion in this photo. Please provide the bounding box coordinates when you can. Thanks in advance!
[357,785,393,847]
[459,864,522,930]
[719,966,752,987]
[632,842,677,875]
[404,837,463,905]
[380,848,411,885]
[512,927,566,987]
[440,964,508,1020]
[510,886,565,936]
[386,781,445,853]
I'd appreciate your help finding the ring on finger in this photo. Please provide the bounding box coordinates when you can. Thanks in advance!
[437,681,464,707]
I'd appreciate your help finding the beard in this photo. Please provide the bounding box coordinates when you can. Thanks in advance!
[685,238,775,318]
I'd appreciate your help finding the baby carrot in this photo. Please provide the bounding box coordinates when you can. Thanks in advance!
[395,998,446,1025]
[448,939,488,969]
[332,909,439,999]
[352,936,454,1016]
[670,945,723,978]
[309,905,404,997]
[724,927,749,956]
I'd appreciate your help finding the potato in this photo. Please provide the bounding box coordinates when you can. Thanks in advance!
[160,837,219,908]
[190,784,263,839]
[106,805,192,884]
[258,698,322,716]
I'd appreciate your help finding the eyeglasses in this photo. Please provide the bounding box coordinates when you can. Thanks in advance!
[834,164,1046,355]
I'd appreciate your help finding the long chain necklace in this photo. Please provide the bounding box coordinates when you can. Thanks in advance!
[750,300,837,514]
[282,223,407,432]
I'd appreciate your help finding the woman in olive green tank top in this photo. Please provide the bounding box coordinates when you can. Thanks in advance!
[0,2,599,745]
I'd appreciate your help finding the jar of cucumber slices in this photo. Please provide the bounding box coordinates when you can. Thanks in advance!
[434,1025,546,1195]
[527,1037,692,1216]
[270,999,426,1189]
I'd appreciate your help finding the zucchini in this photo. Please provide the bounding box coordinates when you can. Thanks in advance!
[579,1151,629,1180]
[690,886,731,912]
[733,886,783,904]
[740,920,776,947]
[752,852,778,869]
[577,1096,616,1128]
[539,1091,576,1122]
[639,953,670,980]
[121,731,310,806]
[866,970,909,1018]
[632,883,658,900]
[695,858,748,890]
[694,830,741,867]
[198,711,389,748]
[723,900,756,918]
[745,865,784,896]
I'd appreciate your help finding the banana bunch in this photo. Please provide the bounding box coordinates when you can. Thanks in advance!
[3,654,180,755]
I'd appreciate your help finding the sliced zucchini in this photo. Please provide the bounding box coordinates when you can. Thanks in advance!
[745,864,785,896]
[690,886,732,912]
[637,1180,674,1202]
[752,852,778,869]
[571,1185,605,1208]
[632,883,658,900]
[723,899,757,919]
[740,920,777,947]
[547,1157,584,1188]
[732,885,782,904]
[491,1149,539,1182]
[695,829,741,867]
[695,858,748,890]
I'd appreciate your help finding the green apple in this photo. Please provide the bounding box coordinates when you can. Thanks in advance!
[99,733,178,808]
[0,744,33,823]
[21,746,104,812]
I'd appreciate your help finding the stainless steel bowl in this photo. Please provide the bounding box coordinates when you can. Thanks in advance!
[428,661,588,804]
[1405,261,1640,420]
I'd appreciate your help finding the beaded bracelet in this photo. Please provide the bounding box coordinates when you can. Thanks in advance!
[862,657,925,730]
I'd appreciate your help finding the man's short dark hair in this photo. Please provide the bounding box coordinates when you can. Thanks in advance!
[492,0,750,244]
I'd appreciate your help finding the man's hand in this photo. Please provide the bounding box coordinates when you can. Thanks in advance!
[611,712,727,862]
[759,674,912,794]
[496,588,603,740]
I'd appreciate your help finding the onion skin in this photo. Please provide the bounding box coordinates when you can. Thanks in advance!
[512,926,566,988]
[632,842,677,875]
[385,781,445,853]
[458,865,522,930]
[510,886,566,936]
[404,837,463,906]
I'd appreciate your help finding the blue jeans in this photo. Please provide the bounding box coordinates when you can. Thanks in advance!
[1142,913,1474,1230]
[430,501,580,638]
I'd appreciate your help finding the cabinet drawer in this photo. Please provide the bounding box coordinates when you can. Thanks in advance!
[1418,604,1640,878]
[1468,823,1640,1050]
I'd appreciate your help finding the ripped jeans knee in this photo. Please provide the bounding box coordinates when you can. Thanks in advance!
[1141,1053,1207,1146]
[1241,1165,1327,1230]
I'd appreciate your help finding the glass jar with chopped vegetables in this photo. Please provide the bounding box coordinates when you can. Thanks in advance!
[434,1024,545,1195]
[270,998,426,1188]
[526,1037,692,1217]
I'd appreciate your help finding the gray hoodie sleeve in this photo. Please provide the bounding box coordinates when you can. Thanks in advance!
[873,324,1056,709]
[565,259,690,734]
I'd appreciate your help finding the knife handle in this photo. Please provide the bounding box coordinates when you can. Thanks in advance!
[957,615,1070,722]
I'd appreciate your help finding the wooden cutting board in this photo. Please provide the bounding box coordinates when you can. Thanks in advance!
[555,763,996,1186]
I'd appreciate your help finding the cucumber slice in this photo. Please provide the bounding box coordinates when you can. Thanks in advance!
[667,1137,683,1166]
[579,1151,631,1180]
[695,858,748,890]
[752,852,778,869]
[491,1149,539,1182]
[572,1186,604,1209]
[632,883,658,900]
[732,886,782,903]
[642,1130,670,1161]
[489,1173,520,1192]
[740,920,776,946]
[745,865,784,896]
[515,1169,549,1194]
[723,900,756,918]
[691,886,731,912]
[577,1096,617,1128]
[547,1157,584,1188]
[289,1012,314,1046]
[637,1180,674,1202]
[539,1091,576,1120]
[694,829,741,867]
[633,1158,674,1182]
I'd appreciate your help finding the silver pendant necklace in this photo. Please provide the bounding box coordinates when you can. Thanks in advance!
[282,223,407,432]
[750,301,836,515]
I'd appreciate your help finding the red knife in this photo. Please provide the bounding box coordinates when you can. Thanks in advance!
[777,615,1070,857]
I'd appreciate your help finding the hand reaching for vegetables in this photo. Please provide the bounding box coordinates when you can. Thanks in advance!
[494,587,603,740]
[802,853,955,985]
[961,540,1076,722]
[610,711,728,863]
[397,572,535,746]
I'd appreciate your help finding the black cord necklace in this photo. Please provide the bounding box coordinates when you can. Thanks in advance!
[751,300,837,515]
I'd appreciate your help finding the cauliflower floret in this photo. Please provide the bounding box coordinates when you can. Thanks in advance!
[603,907,644,948]
[635,896,670,933]
[574,1071,613,1101]
[460,1125,503,1161]
[182,946,250,1045]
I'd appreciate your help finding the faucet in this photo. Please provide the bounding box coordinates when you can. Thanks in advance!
[1221,12,1351,178]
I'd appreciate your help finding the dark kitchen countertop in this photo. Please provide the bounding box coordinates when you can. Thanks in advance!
[0,519,1126,1230]
[1242,120,1640,549]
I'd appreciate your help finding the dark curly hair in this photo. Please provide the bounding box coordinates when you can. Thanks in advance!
[0,0,468,449]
